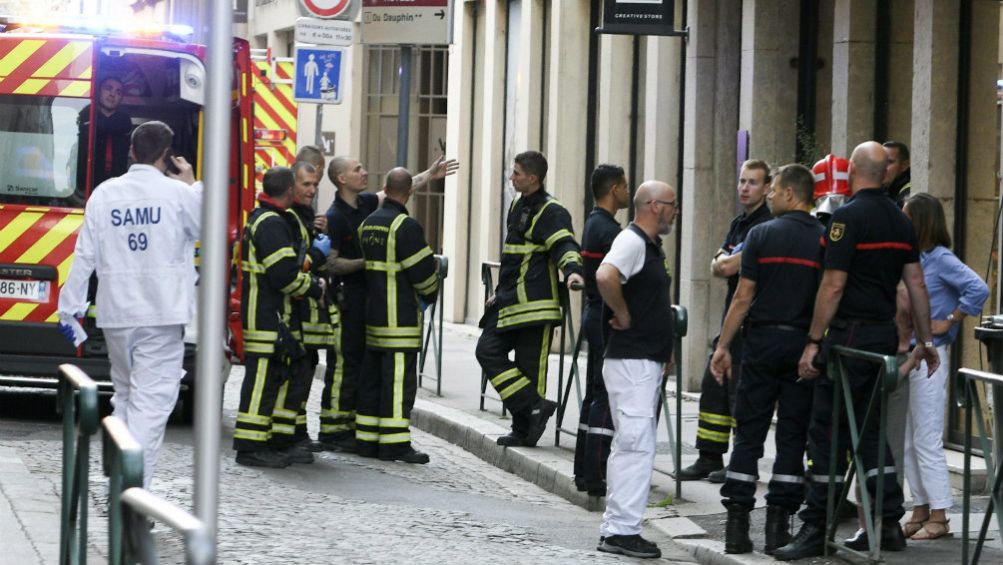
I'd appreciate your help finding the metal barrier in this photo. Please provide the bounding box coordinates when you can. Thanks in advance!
[102,416,214,565]
[822,345,899,563]
[666,305,687,500]
[59,364,99,565]
[478,261,505,414]
[959,367,1003,565]
[553,284,582,445]
[418,255,448,396]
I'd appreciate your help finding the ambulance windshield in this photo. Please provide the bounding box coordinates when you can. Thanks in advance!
[0,95,88,207]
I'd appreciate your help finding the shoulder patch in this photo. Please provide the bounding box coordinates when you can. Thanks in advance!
[829,222,845,242]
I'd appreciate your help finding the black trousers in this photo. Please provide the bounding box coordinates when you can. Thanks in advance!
[271,353,314,447]
[720,328,814,511]
[573,302,613,487]
[475,304,553,436]
[695,336,743,454]
[234,353,289,452]
[799,323,905,524]
[320,291,364,441]
[355,350,417,457]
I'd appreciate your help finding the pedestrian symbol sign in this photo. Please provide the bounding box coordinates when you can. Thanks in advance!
[294,46,344,104]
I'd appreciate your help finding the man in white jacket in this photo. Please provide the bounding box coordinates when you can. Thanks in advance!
[58,120,202,489]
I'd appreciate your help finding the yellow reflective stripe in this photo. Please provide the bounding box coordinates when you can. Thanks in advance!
[261,246,295,268]
[302,322,333,333]
[379,417,410,428]
[400,246,433,269]
[699,411,736,427]
[236,412,272,426]
[320,424,353,433]
[366,260,402,272]
[244,330,278,341]
[244,342,276,354]
[356,430,380,441]
[320,409,354,418]
[545,229,574,250]
[249,357,269,416]
[490,367,521,387]
[496,310,562,329]
[356,414,380,426]
[527,199,557,238]
[379,432,411,444]
[503,242,546,254]
[271,423,295,435]
[367,325,422,337]
[517,252,532,303]
[537,328,551,396]
[387,215,408,328]
[360,224,390,233]
[698,431,730,443]
[499,299,560,317]
[327,324,346,410]
[233,429,270,441]
[393,352,405,420]
[414,272,438,294]
[367,336,422,349]
[558,250,581,269]
[241,262,265,273]
[499,377,531,399]
[280,272,312,296]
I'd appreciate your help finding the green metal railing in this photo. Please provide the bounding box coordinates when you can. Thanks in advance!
[667,305,687,501]
[418,254,448,396]
[102,416,213,565]
[959,367,1003,565]
[553,283,581,445]
[59,364,99,565]
[822,345,900,563]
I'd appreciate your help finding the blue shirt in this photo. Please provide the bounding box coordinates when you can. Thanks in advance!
[921,245,989,346]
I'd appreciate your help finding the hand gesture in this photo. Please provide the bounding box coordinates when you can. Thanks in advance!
[57,321,77,344]
[313,214,328,233]
[167,155,196,185]
[566,273,584,291]
[919,342,940,377]
[709,348,731,385]
[427,155,460,181]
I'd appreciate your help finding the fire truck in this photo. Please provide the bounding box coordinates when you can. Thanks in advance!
[0,17,261,419]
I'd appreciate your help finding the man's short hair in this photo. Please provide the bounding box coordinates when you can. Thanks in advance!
[384,167,412,196]
[98,76,123,89]
[327,155,353,186]
[296,145,325,170]
[741,159,772,184]
[514,151,548,184]
[591,164,625,200]
[882,140,910,161]
[130,121,173,165]
[291,161,317,178]
[774,164,815,205]
[262,166,295,197]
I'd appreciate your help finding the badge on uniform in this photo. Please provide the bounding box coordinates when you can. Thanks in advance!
[829,222,845,242]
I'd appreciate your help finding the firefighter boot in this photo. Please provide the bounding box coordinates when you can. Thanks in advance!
[773,521,826,561]
[724,503,753,554]
[764,505,792,555]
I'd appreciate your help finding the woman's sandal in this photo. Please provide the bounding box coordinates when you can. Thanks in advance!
[902,519,926,538]
[910,519,951,540]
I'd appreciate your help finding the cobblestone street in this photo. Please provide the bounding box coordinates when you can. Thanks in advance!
[0,363,693,564]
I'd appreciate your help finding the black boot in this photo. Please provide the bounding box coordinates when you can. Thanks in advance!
[676,455,723,481]
[773,521,826,561]
[764,506,792,555]
[724,503,753,554]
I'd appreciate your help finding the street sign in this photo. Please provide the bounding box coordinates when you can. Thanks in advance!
[293,47,345,104]
[298,0,355,19]
[361,0,452,46]
[295,17,354,46]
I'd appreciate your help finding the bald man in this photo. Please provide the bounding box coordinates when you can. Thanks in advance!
[355,167,440,463]
[595,181,677,559]
[775,142,939,560]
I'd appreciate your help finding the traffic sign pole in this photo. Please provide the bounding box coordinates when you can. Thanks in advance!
[396,45,411,167]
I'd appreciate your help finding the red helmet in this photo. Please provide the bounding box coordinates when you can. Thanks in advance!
[812,154,850,216]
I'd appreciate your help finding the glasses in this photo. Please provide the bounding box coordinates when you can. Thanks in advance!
[648,199,678,209]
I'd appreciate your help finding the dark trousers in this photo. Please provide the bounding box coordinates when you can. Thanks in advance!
[320,293,364,440]
[695,336,742,455]
[574,302,613,487]
[234,353,288,452]
[720,328,814,511]
[355,350,417,457]
[799,323,905,524]
[475,304,553,436]
[271,353,315,446]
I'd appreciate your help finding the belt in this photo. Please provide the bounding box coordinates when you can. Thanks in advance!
[747,322,806,333]
[830,317,894,329]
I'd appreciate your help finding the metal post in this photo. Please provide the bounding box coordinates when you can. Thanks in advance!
[314,104,323,149]
[195,0,233,542]
[396,45,412,166]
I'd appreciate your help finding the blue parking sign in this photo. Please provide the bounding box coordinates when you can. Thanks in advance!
[294,46,344,104]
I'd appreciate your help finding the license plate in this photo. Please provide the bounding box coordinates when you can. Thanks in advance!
[0,278,50,302]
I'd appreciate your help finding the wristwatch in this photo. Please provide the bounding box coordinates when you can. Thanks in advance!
[806,336,823,346]
[923,340,935,348]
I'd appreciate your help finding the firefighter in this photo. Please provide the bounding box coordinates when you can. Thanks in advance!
[475,151,584,447]
[76,76,132,194]
[233,166,325,468]
[269,161,335,462]
[318,155,457,452]
[708,164,823,555]
[356,168,439,463]
[678,159,772,482]
[295,145,328,233]
[573,164,628,496]
[57,121,200,489]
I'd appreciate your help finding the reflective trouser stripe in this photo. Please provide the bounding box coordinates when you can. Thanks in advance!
[499,377,531,400]
[699,411,736,427]
[726,470,758,483]
[770,474,806,484]
[811,474,844,483]
[586,426,615,437]
[696,428,730,443]
[865,466,897,479]
[320,323,355,435]
[356,351,417,451]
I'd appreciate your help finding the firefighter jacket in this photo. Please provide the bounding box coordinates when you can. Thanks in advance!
[494,188,582,330]
[287,204,337,349]
[241,194,323,356]
[358,199,439,351]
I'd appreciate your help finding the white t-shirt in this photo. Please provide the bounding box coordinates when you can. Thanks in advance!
[601,227,647,283]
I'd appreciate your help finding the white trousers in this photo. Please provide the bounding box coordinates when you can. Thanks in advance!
[104,325,186,490]
[600,358,663,537]
[902,345,952,510]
